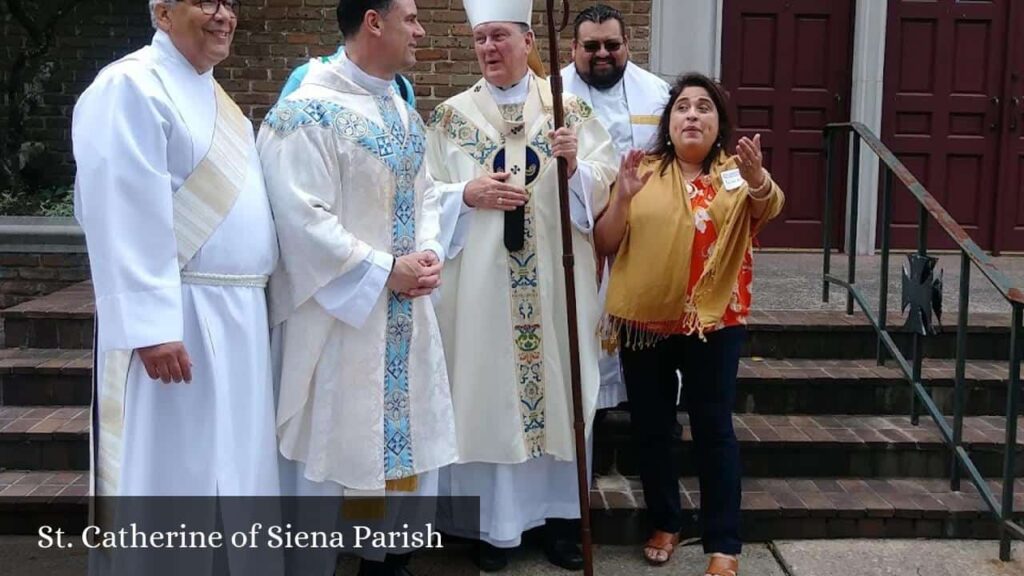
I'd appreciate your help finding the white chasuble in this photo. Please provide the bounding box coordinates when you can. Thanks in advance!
[426,73,617,465]
[258,61,457,492]
[73,30,279,499]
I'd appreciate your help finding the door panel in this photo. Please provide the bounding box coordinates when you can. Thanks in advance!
[722,0,854,248]
[882,0,1007,250]
[995,2,1024,252]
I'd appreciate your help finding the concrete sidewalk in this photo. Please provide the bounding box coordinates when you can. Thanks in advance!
[3,536,1022,575]
[752,252,1024,315]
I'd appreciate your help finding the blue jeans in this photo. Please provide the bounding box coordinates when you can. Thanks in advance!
[619,326,744,555]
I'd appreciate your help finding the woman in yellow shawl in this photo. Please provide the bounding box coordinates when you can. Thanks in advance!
[594,73,784,576]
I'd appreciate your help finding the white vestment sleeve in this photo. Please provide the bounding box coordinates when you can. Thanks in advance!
[313,249,393,328]
[258,122,378,314]
[418,174,448,262]
[570,108,618,228]
[435,181,473,260]
[426,127,474,260]
[568,166,594,233]
[72,72,183,351]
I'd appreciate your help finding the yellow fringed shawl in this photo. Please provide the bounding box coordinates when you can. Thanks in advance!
[603,151,784,348]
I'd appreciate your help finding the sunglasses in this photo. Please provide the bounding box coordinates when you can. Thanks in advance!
[581,40,624,53]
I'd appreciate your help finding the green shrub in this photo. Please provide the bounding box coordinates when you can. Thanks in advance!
[0,186,74,217]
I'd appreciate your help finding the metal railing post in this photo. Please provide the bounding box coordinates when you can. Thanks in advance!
[846,135,861,315]
[951,251,970,491]
[1000,304,1022,561]
[911,205,929,426]
[823,129,834,303]
[878,169,893,365]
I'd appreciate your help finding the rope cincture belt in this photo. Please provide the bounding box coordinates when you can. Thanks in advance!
[180,271,269,288]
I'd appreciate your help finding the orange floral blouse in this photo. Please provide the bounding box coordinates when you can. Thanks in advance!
[686,175,754,330]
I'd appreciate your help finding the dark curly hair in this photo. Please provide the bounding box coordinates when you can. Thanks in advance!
[648,72,733,176]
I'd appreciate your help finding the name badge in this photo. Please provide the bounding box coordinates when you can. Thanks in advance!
[721,169,745,191]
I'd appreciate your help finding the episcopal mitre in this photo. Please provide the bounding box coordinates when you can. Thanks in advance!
[463,0,533,28]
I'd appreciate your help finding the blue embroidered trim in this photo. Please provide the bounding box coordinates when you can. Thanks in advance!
[266,95,424,479]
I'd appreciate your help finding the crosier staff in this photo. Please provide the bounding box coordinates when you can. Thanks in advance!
[543,1,594,575]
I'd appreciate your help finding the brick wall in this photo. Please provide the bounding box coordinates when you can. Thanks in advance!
[0,252,89,309]
[1,0,652,189]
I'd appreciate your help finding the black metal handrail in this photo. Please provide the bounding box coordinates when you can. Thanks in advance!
[822,121,1022,561]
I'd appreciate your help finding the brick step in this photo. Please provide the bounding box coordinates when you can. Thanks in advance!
[734,358,1017,416]
[0,407,90,470]
[593,413,1024,479]
[2,282,1011,358]
[5,408,1019,479]
[1,353,1013,415]
[0,471,1020,541]
[0,349,91,406]
[591,475,1024,543]
[0,471,89,535]
[1,282,93,349]
[745,310,1010,360]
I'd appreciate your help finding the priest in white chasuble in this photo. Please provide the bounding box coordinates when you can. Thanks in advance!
[258,1,457,573]
[425,0,618,570]
[74,1,281,574]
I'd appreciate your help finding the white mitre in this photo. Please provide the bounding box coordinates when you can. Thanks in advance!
[463,0,532,28]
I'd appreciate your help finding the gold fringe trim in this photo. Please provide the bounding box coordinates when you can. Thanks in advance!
[341,498,386,520]
[386,475,419,493]
[600,305,712,352]
[339,475,418,520]
[598,314,723,351]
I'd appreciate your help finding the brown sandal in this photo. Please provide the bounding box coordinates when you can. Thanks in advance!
[642,530,680,566]
[705,554,739,576]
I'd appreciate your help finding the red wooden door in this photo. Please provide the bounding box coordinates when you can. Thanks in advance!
[882,0,1008,250]
[995,2,1024,252]
[721,0,854,248]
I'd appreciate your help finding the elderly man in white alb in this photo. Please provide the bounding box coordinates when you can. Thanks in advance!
[73,0,280,573]
[426,0,617,571]
[561,3,670,411]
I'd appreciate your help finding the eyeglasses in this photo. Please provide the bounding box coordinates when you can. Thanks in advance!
[194,0,240,16]
[581,40,624,53]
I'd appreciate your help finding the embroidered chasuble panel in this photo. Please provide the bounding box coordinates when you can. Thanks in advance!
[427,97,594,188]
[264,96,425,479]
[428,96,595,459]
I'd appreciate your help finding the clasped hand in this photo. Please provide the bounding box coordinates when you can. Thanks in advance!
[386,250,442,298]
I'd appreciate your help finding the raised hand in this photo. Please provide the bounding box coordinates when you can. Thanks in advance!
[614,149,652,204]
[735,133,766,189]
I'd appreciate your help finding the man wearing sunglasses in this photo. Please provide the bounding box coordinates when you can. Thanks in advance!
[560,4,670,414]
[563,4,670,158]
